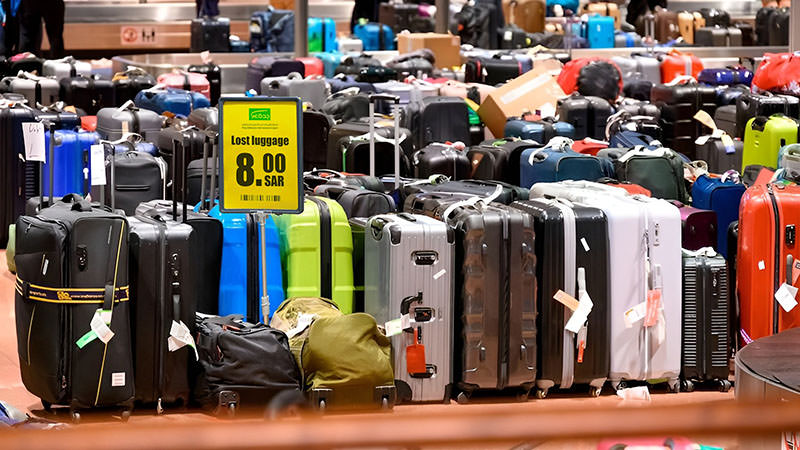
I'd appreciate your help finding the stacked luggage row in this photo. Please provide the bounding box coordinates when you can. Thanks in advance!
[5,43,800,422]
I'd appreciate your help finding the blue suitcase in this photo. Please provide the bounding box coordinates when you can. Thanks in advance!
[697,68,753,87]
[608,130,659,149]
[314,52,344,78]
[42,130,90,198]
[504,119,575,143]
[519,142,608,187]
[690,174,745,258]
[586,15,614,48]
[208,204,285,322]
[353,22,395,51]
[134,88,210,116]
[308,17,338,53]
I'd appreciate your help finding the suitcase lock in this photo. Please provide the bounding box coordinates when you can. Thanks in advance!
[786,225,795,246]
[77,245,88,271]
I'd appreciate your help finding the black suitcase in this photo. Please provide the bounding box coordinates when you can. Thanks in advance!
[403,196,537,401]
[303,110,334,171]
[378,3,433,33]
[112,68,157,106]
[245,57,305,93]
[188,63,222,107]
[617,101,661,121]
[726,221,739,351]
[402,179,530,206]
[321,92,371,123]
[695,135,743,174]
[0,106,79,248]
[326,121,413,170]
[186,157,218,206]
[698,8,731,27]
[101,145,163,216]
[59,76,115,115]
[623,80,653,102]
[650,83,718,159]
[412,142,471,179]
[499,25,530,49]
[694,27,742,47]
[404,96,471,150]
[681,249,731,391]
[755,7,775,46]
[190,16,231,53]
[733,22,754,46]
[14,195,134,421]
[714,104,737,138]
[511,199,610,398]
[157,127,206,200]
[556,94,615,141]
[334,54,383,77]
[607,110,661,141]
[768,8,790,46]
[314,184,396,218]
[468,138,540,185]
[716,85,749,107]
[735,92,800,139]
[454,1,502,49]
[464,56,522,85]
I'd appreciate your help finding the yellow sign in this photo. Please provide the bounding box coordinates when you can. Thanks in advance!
[219,97,304,213]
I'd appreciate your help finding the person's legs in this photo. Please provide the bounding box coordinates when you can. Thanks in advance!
[17,0,42,55]
[3,0,21,56]
[41,0,64,58]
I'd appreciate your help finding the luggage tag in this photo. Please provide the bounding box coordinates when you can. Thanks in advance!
[791,259,800,286]
[168,320,199,360]
[576,325,587,363]
[406,328,427,376]
[76,309,114,349]
[775,283,798,313]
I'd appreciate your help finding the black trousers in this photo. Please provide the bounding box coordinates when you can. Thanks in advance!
[1,0,20,56]
[18,0,65,58]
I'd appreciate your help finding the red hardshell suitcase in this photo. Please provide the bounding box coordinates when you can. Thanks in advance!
[737,183,800,345]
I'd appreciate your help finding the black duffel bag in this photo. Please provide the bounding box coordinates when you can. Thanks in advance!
[193,314,304,417]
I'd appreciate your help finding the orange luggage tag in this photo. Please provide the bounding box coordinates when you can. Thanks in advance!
[406,328,427,376]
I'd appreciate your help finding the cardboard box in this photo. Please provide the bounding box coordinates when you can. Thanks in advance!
[478,59,566,138]
[396,33,461,69]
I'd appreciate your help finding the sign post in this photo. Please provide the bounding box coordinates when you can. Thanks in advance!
[218,97,304,320]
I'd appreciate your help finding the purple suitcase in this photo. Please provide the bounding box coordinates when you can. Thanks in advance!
[671,201,718,251]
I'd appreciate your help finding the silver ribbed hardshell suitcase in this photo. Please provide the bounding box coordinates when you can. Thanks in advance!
[364,212,455,402]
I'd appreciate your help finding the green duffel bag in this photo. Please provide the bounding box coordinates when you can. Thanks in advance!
[270,297,396,411]
[609,146,690,202]
[6,224,15,273]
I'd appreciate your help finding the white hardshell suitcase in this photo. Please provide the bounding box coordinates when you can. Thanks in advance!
[364,212,455,403]
[259,72,330,109]
[529,181,682,392]
[42,57,92,81]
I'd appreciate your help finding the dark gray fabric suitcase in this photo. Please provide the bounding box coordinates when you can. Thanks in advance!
[714,105,737,138]
[14,196,134,421]
[696,135,743,174]
[102,148,164,216]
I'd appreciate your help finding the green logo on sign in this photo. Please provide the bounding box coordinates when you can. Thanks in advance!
[249,108,271,121]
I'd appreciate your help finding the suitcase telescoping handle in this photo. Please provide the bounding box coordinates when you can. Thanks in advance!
[199,131,219,212]
[37,121,56,210]
[170,131,195,223]
[368,93,401,188]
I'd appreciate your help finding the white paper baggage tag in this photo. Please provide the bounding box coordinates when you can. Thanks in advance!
[384,318,403,337]
[22,122,46,162]
[565,268,594,334]
[168,320,199,360]
[775,282,799,313]
[90,144,107,186]
[623,301,647,328]
[286,313,316,338]
[76,309,114,348]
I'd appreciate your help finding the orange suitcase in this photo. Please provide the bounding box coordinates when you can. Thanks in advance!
[737,183,800,345]
[660,50,704,84]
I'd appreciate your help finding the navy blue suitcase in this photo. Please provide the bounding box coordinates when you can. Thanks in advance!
[134,88,211,116]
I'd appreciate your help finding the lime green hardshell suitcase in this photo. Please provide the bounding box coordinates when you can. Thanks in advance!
[274,197,355,313]
[742,114,800,171]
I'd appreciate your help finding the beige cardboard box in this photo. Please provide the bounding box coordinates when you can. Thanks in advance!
[478,58,566,138]
[396,33,461,69]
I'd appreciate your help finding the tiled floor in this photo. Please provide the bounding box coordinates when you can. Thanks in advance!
[0,249,738,448]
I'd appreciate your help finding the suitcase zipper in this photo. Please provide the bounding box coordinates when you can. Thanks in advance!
[498,209,511,389]
[767,184,781,334]
[310,198,333,299]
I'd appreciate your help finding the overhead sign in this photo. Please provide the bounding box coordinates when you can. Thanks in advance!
[218,97,304,214]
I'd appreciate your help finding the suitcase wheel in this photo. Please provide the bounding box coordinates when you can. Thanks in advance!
[515,390,531,402]
[317,399,327,411]
[680,379,695,393]
[612,380,627,391]
[380,396,390,410]
[534,388,548,400]
[41,400,52,412]
[667,378,680,394]
[70,410,81,424]
[718,379,732,393]
[590,386,603,398]
[121,409,131,422]
[455,391,471,405]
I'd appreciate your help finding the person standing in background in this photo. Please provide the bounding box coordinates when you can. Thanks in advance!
[18,0,65,58]
[1,0,20,56]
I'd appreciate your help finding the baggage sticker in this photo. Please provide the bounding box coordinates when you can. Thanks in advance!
[644,289,662,328]
[90,144,106,186]
[168,320,198,360]
[77,309,114,348]
[623,302,647,328]
[433,269,446,280]
[775,283,798,313]
[400,314,411,330]
[758,260,766,271]
[580,237,590,252]
[791,260,800,286]
[111,372,125,387]
[553,290,580,311]
[384,318,403,337]
[22,122,46,163]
